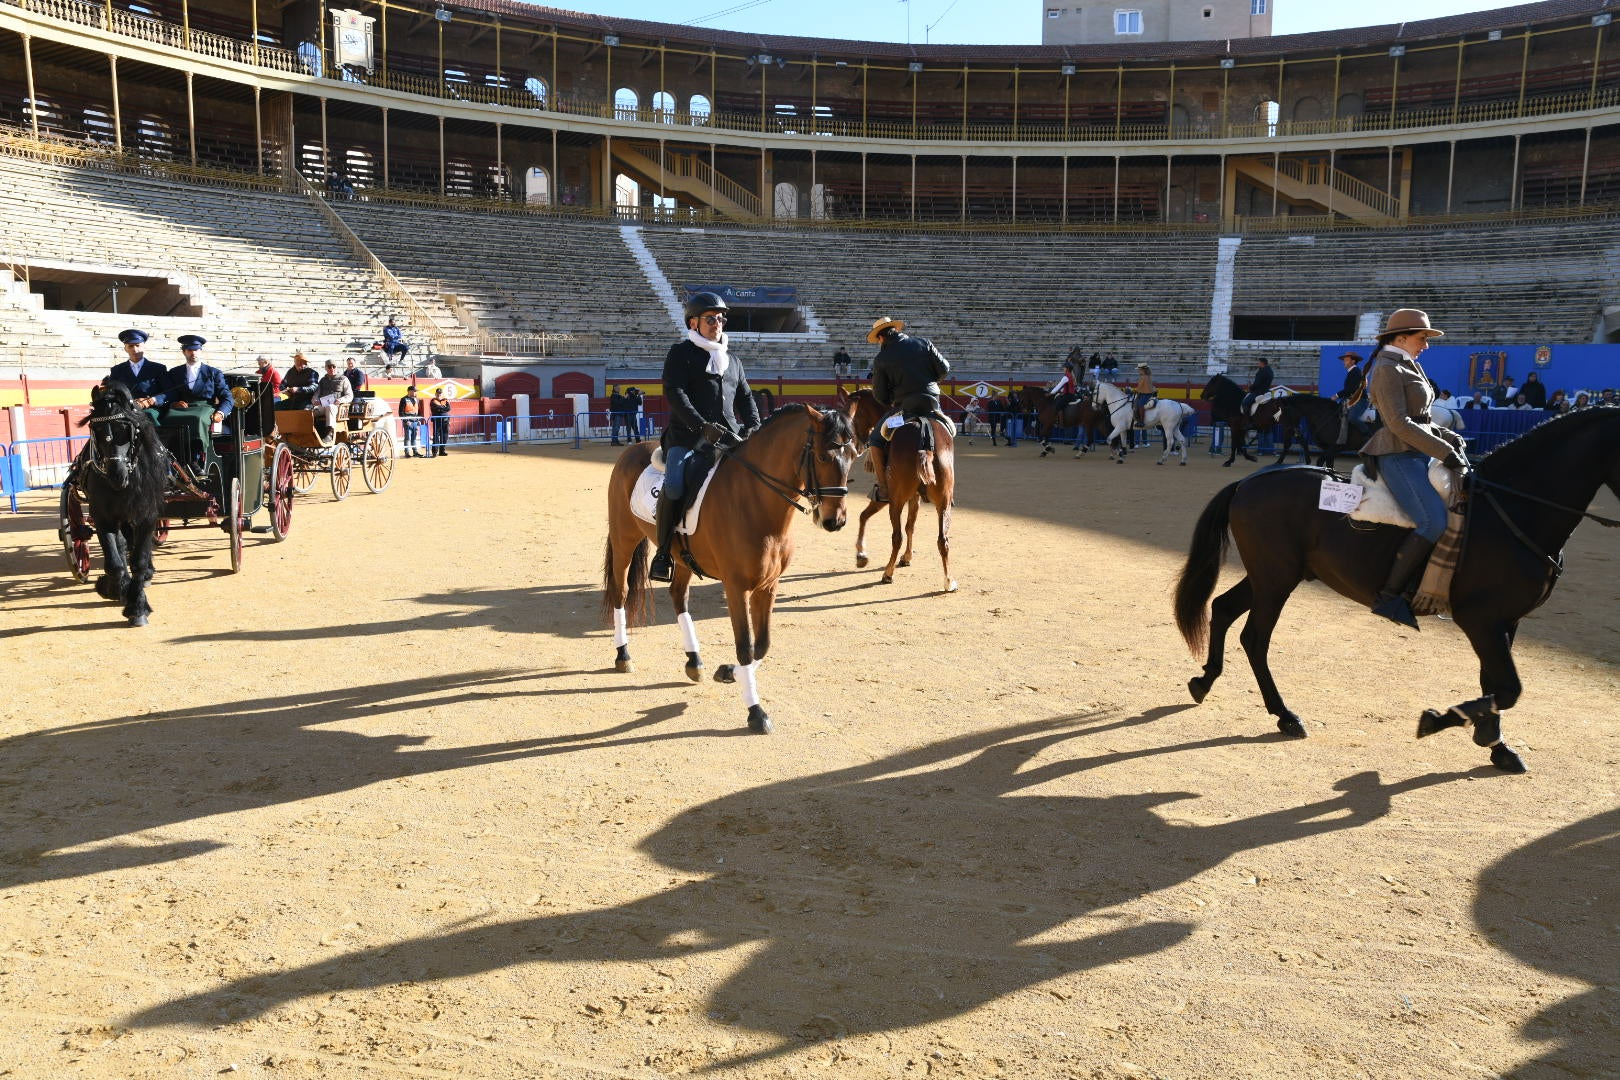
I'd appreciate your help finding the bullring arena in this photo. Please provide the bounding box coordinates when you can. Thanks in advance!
[3,0,1620,1074]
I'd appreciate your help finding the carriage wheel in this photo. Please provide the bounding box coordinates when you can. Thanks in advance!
[155,518,170,545]
[59,485,93,584]
[227,477,244,573]
[290,452,319,495]
[361,428,394,493]
[268,443,295,541]
[330,442,353,501]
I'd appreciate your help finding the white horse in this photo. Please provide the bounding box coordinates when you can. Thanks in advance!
[1090,380,1196,465]
[1367,401,1465,432]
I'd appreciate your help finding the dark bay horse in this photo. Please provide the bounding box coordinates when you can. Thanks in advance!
[76,381,168,626]
[602,404,858,733]
[1174,406,1620,772]
[1024,387,1111,458]
[1273,393,1372,469]
[842,388,958,592]
[1201,373,1285,467]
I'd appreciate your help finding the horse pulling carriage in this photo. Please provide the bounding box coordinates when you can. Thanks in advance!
[273,395,396,501]
[59,374,295,623]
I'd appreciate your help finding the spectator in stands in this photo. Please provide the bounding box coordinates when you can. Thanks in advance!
[422,356,443,380]
[625,386,645,442]
[108,328,167,406]
[1520,370,1548,410]
[382,317,409,364]
[1101,353,1119,380]
[429,386,452,456]
[278,351,320,410]
[833,345,852,377]
[1334,351,1369,424]
[314,359,354,438]
[151,335,233,460]
[399,384,424,457]
[609,384,630,445]
[867,315,951,504]
[344,357,368,395]
[255,355,281,398]
[1572,391,1593,410]
[1508,392,1535,410]
[1435,388,1454,402]
[1601,388,1617,405]
[1547,389,1570,414]
[1462,390,1490,410]
[1490,375,1516,407]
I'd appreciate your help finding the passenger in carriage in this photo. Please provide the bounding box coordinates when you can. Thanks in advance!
[313,358,354,440]
[108,328,167,406]
[277,351,320,410]
[149,335,233,465]
[867,315,950,503]
[254,355,282,398]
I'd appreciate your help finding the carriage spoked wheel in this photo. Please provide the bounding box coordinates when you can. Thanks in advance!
[330,442,353,501]
[289,450,319,495]
[226,477,244,573]
[58,485,93,584]
[268,443,295,541]
[360,428,395,493]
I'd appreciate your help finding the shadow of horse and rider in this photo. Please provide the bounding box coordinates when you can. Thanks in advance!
[121,708,1485,1068]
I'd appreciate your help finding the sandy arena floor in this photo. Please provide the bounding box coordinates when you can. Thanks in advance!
[1,434,1617,1080]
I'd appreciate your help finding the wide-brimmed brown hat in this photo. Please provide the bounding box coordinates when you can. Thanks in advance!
[1380,308,1444,338]
[867,316,905,344]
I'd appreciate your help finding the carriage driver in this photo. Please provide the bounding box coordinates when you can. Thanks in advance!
[109,328,168,405]
[148,335,233,462]
[1359,308,1469,629]
[648,291,763,583]
[867,315,950,503]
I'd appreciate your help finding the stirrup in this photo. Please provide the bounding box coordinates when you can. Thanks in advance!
[648,549,674,583]
[1371,593,1419,630]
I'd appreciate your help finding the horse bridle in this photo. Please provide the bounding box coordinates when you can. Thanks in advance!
[1469,472,1620,575]
[719,414,853,515]
[85,410,144,489]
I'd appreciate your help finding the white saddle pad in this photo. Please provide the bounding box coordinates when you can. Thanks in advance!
[1346,460,1455,528]
[630,450,719,535]
[1248,386,1294,414]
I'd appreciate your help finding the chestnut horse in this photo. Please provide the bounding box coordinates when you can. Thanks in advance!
[1174,406,1620,773]
[841,388,958,593]
[602,404,858,733]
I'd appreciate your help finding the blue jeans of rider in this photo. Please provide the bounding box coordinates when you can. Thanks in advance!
[1378,450,1449,543]
[662,446,691,500]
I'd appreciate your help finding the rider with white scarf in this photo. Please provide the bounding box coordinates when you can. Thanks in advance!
[648,292,763,583]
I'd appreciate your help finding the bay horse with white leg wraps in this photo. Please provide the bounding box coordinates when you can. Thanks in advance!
[841,388,958,592]
[1173,406,1620,773]
[602,404,859,734]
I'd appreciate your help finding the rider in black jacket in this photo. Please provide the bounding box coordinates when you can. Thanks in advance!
[867,316,950,502]
[649,291,762,583]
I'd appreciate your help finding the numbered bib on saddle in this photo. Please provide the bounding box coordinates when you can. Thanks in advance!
[1317,478,1365,514]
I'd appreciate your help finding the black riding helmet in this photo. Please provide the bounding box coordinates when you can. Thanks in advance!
[683,291,729,324]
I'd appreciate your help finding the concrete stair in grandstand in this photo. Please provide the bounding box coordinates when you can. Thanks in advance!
[611,143,762,220]
[1230,157,1401,227]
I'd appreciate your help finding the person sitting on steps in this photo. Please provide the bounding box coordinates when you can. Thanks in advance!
[648,292,763,584]
[1357,308,1470,629]
[866,315,950,504]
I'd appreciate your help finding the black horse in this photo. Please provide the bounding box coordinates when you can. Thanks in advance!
[1273,393,1374,470]
[1201,373,1284,467]
[77,382,168,626]
[1173,406,1620,773]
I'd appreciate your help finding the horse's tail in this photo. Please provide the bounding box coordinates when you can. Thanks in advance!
[1174,480,1241,656]
[917,449,936,485]
[602,533,653,627]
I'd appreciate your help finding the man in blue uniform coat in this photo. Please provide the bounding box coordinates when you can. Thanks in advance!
[107,328,168,404]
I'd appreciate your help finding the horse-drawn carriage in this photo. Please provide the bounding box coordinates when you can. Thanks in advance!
[273,394,395,500]
[59,373,295,586]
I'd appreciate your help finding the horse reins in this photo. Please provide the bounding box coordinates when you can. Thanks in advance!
[85,412,144,487]
[1467,473,1620,577]
[716,417,852,515]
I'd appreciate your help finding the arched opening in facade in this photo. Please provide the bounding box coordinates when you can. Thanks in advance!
[526,166,551,205]
[296,41,321,77]
[1336,92,1365,119]
[614,88,639,119]
[614,172,641,213]
[1256,99,1280,136]
[652,91,675,121]
[525,76,547,105]
[23,96,63,133]
[134,115,174,157]
[1292,96,1323,125]
[345,148,375,188]
[773,181,798,218]
[82,105,116,144]
[689,94,711,124]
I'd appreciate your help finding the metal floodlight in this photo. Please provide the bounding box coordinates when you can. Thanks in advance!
[1487,29,1503,40]
[1219,57,1235,69]
[1061,62,1077,75]
[602,33,620,46]
[1594,13,1613,26]
[757,53,775,65]
[1389,44,1406,56]
[908,61,924,72]
[433,6,452,21]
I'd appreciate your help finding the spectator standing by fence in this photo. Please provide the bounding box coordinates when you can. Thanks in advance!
[609,385,630,445]
[400,384,424,458]
[833,345,852,378]
[429,386,452,456]
[625,387,645,441]
[1520,371,1547,410]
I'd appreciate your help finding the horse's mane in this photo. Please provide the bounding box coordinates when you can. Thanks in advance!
[1477,404,1620,475]
[757,400,855,442]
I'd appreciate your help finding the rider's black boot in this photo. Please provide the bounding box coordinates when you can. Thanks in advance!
[869,444,890,503]
[1371,532,1436,629]
[648,495,679,583]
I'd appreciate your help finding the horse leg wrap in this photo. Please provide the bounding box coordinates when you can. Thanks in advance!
[737,661,760,708]
[677,611,701,655]
[1460,695,1502,747]
[612,607,629,648]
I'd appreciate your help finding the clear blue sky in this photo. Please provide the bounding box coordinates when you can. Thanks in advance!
[524,0,1508,45]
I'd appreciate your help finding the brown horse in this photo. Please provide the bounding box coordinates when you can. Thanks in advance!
[1023,386,1111,458]
[1201,373,1287,467]
[602,404,859,733]
[841,388,958,593]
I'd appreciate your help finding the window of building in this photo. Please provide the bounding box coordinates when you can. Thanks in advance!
[1250,0,1266,13]
[614,87,639,119]
[344,148,374,188]
[689,94,711,124]
[526,166,550,206]
[1114,9,1142,34]
[1202,6,1212,17]
[83,105,117,144]
[652,91,676,121]
[525,76,547,105]
[1047,8,1061,18]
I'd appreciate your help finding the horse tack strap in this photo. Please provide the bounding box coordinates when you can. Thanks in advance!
[1481,489,1565,577]
[1473,477,1620,529]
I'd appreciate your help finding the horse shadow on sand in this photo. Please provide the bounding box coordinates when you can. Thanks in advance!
[1476,807,1620,1078]
[127,708,1472,1068]
[0,669,734,890]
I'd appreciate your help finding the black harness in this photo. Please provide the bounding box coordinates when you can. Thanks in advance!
[717,416,853,515]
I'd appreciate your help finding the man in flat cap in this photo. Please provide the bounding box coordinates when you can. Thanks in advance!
[108,328,168,406]
[150,334,233,465]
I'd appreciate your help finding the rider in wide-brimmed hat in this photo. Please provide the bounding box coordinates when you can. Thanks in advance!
[866,315,950,503]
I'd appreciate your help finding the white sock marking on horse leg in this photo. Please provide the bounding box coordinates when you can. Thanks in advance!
[677,611,700,655]
[737,661,760,708]
[612,608,628,647]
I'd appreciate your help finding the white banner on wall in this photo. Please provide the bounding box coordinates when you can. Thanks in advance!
[331,9,376,73]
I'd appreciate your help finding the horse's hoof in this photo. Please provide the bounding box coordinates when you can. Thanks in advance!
[898,558,911,568]
[714,665,736,684]
[1157,460,1165,466]
[128,614,149,628]
[1222,461,1233,468]
[1490,743,1527,773]
[1276,713,1307,738]
[943,579,958,593]
[747,705,772,734]
[685,662,703,683]
[1188,676,1210,704]
[855,554,869,568]
[880,575,894,585]
[1180,460,1188,466]
[615,657,634,674]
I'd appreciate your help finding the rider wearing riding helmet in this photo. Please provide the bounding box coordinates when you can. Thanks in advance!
[867,316,950,503]
[649,291,763,583]
[1358,308,1469,629]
